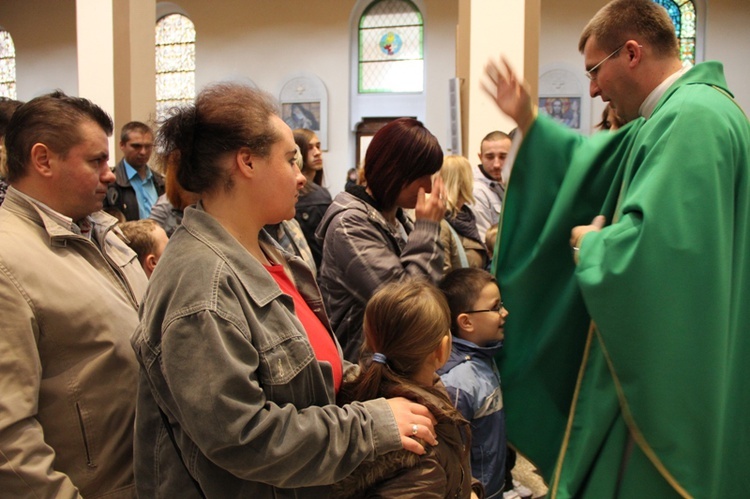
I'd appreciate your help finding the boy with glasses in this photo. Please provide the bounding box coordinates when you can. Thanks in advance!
[438,268,529,499]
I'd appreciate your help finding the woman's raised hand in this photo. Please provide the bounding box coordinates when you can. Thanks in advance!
[415,175,446,223]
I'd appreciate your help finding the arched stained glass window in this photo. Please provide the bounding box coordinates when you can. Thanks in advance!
[155,13,195,121]
[653,0,696,65]
[358,0,423,93]
[0,30,17,99]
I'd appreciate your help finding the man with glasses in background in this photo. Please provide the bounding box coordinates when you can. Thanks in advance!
[483,0,749,497]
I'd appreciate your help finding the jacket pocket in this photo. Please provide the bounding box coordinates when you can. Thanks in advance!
[75,402,98,468]
[256,330,315,386]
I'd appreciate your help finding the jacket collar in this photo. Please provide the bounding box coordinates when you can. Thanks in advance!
[316,190,414,246]
[3,186,118,244]
[179,203,314,308]
[346,184,411,226]
[441,336,504,372]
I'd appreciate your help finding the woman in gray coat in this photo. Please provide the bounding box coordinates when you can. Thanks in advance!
[316,118,447,362]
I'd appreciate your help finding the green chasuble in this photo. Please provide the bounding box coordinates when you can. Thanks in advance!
[495,61,750,498]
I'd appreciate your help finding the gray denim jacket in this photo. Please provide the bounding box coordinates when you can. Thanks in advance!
[132,205,401,498]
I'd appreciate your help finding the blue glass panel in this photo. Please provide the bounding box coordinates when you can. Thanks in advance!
[653,0,682,37]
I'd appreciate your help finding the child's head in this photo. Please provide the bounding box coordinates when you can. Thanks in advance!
[118,219,169,278]
[439,268,508,347]
[338,279,464,431]
[363,279,452,379]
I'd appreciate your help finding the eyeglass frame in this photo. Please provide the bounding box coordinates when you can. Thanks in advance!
[585,42,627,81]
[463,302,504,314]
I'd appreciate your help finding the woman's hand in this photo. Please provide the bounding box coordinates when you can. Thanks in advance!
[386,397,438,455]
[482,56,536,134]
[414,175,446,223]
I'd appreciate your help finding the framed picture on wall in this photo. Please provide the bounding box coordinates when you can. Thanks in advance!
[279,74,329,150]
[538,97,581,130]
[282,102,321,131]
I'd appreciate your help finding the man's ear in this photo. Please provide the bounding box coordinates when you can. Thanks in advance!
[29,143,54,178]
[144,253,157,276]
[625,39,643,67]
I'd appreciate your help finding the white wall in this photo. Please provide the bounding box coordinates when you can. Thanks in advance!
[704,0,750,110]
[0,0,78,100]
[175,0,457,195]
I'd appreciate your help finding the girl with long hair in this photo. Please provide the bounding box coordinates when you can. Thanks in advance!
[335,280,482,498]
[439,155,488,272]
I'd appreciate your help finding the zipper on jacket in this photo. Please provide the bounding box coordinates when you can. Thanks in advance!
[75,402,96,468]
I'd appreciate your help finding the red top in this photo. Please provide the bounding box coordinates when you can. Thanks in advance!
[265,264,342,392]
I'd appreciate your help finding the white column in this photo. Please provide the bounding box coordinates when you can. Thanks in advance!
[76,0,116,158]
[457,0,540,157]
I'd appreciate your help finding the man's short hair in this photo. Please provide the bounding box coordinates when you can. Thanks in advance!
[578,0,679,58]
[479,130,511,152]
[439,268,498,337]
[120,121,153,144]
[4,91,113,183]
[118,219,159,265]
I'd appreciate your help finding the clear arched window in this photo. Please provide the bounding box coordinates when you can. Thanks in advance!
[653,0,696,65]
[155,13,195,121]
[0,30,17,99]
[358,0,424,93]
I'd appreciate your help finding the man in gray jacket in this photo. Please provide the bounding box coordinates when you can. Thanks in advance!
[472,130,511,241]
[0,92,148,497]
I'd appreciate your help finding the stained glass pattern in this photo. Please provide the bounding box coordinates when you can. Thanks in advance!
[361,0,421,28]
[155,14,195,121]
[359,0,424,93]
[653,0,696,65]
[0,31,17,99]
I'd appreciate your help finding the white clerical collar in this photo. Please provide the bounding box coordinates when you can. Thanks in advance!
[639,63,692,120]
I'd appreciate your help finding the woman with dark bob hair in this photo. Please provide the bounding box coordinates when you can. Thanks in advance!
[316,117,446,362]
[131,84,436,498]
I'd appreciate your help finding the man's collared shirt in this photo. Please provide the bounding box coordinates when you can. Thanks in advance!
[11,186,95,240]
[123,160,158,219]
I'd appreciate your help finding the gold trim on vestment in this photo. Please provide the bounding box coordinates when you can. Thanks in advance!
[593,326,692,498]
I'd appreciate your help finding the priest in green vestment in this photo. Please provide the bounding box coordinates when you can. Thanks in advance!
[483,0,750,497]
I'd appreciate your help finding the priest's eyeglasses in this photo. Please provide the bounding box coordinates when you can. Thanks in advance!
[464,302,504,314]
[585,43,627,81]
